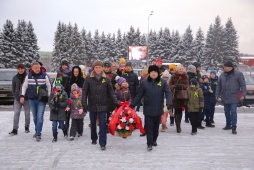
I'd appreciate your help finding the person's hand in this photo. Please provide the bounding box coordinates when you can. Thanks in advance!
[83,106,87,113]
[167,104,172,111]
[240,96,244,101]
[20,97,25,104]
[78,109,83,114]
[216,96,220,101]
[65,107,70,111]
[209,89,213,93]
[174,84,180,89]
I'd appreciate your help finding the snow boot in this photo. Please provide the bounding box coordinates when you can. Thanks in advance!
[9,129,17,136]
[52,134,57,142]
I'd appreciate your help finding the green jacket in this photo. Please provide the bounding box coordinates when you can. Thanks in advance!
[187,86,204,112]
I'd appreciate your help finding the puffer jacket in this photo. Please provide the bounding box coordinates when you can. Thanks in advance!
[187,86,204,112]
[68,98,84,119]
[115,84,131,102]
[210,76,218,101]
[200,82,211,109]
[121,70,139,100]
[82,71,119,113]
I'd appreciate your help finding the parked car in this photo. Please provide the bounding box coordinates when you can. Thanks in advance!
[0,69,17,104]
[244,75,254,103]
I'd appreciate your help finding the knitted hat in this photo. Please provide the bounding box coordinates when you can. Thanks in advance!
[103,61,111,67]
[116,76,126,85]
[71,83,79,92]
[169,64,176,71]
[187,65,196,72]
[202,75,209,80]
[61,59,69,66]
[17,63,25,69]
[190,78,198,86]
[125,62,132,67]
[192,62,201,68]
[224,61,233,67]
[176,64,184,71]
[162,70,170,78]
[92,60,103,68]
[156,58,163,63]
[210,70,217,75]
[54,78,63,87]
[119,58,126,64]
[148,65,160,74]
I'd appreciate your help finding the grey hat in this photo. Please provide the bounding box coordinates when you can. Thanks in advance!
[187,65,196,72]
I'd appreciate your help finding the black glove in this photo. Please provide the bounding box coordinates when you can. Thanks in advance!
[199,108,203,113]
[167,104,172,111]
[83,106,88,113]
[115,103,120,108]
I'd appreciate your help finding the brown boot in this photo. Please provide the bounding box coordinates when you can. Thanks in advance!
[161,124,166,132]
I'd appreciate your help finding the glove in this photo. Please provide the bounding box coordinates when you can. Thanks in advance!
[129,104,135,109]
[199,108,204,113]
[167,104,172,111]
[115,103,120,108]
[174,83,180,89]
[83,106,88,113]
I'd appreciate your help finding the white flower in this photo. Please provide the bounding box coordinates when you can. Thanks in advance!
[129,118,134,123]
[109,117,112,121]
[121,117,126,122]
[128,110,130,114]
[125,126,129,130]
[118,125,122,129]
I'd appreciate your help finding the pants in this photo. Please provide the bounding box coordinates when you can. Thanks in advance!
[13,99,30,130]
[185,106,189,120]
[65,111,71,130]
[210,100,216,121]
[145,115,161,146]
[70,119,84,137]
[90,112,107,146]
[106,111,111,124]
[204,109,211,123]
[198,109,205,123]
[52,120,66,135]
[189,112,198,132]
[29,99,46,136]
[224,103,238,129]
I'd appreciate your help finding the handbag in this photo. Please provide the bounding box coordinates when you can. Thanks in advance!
[176,87,188,100]
[35,78,48,102]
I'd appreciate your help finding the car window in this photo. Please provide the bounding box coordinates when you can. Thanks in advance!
[0,71,16,81]
[244,75,254,85]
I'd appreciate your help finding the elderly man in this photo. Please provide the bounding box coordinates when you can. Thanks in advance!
[20,62,51,141]
[216,61,246,134]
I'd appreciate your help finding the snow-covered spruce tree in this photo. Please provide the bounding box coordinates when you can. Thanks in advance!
[91,29,100,60]
[192,27,205,64]
[133,28,141,46]
[171,30,180,62]
[126,26,136,46]
[163,27,172,61]
[0,20,16,68]
[154,28,166,59]
[71,23,85,65]
[148,30,158,60]
[223,18,239,65]
[97,31,108,60]
[106,33,116,60]
[139,34,147,46]
[114,29,126,61]
[81,29,93,64]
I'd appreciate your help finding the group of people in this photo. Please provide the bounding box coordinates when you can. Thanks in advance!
[9,57,246,151]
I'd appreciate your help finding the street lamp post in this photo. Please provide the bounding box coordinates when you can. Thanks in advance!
[147,11,153,66]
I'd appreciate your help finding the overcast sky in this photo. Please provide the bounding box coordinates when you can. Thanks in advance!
[1,0,254,54]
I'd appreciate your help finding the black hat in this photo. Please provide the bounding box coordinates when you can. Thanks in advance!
[61,60,69,66]
[126,62,132,67]
[192,62,201,68]
[17,63,25,69]
[190,78,198,86]
[224,61,233,67]
[103,61,111,67]
[148,65,160,74]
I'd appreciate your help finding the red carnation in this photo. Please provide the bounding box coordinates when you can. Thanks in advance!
[179,76,182,79]
[237,93,242,98]
[116,119,120,124]
[120,123,126,128]
[68,99,73,105]
[126,117,130,122]
[129,124,135,131]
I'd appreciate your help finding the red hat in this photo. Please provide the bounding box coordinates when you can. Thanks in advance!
[156,58,163,63]
[202,75,209,80]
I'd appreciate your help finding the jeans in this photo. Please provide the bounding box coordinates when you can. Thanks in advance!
[203,109,211,123]
[224,103,238,128]
[29,99,46,136]
[13,99,30,130]
[52,120,66,135]
[210,100,216,121]
[90,112,107,146]
[145,115,161,146]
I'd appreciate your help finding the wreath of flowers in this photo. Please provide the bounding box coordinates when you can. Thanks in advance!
[113,108,136,133]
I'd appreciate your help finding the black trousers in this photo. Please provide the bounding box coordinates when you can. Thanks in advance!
[70,118,83,137]
[145,115,161,146]
[189,112,199,132]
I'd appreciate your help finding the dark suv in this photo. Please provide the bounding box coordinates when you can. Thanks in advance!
[0,69,17,104]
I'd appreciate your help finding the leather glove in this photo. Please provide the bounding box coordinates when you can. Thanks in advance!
[167,104,172,111]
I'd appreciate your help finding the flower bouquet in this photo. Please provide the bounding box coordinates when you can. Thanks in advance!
[109,101,145,138]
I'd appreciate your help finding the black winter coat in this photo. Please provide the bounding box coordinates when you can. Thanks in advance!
[12,73,28,100]
[82,71,119,113]
[131,76,172,117]
[199,82,211,109]
[187,72,198,84]
[49,90,68,121]
[122,70,139,100]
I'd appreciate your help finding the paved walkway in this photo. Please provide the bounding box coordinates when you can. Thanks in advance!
[0,107,254,170]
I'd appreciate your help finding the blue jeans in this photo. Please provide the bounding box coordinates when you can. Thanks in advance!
[52,120,66,135]
[224,103,238,128]
[89,112,107,146]
[29,99,46,136]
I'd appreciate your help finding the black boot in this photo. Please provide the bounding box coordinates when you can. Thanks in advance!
[232,128,237,134]
[175,114,181,133]
[197,122,205,129]
[52,134,57,142]
[9,129,18,136]
[25,127,30,133]
[170,116,174,126]
[63,130,68,137]
[206,122,215,127]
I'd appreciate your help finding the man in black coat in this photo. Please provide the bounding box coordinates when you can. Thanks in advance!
[130,65,172,151]
[82,60,119,150]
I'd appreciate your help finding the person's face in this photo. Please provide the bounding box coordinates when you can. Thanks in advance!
[156,62,162,67]
[152,61,156,65]
[224,66,233,72]
[111,64,117,71]
[125,66,131,72]
[94,66,103,75]
[119,64,125,71]
[210,73,216,79]
[149,71,158,79]
[177,67,184,74]
[62,65,68,71]
[103,66,110,73]
[196,66,201,72]
[73,68,79,77]
[17,68,25,74]
[32,64,40,74]
[204,78,209,83]
[55,86,61,90]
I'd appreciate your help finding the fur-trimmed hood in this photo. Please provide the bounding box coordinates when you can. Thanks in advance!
[90,70,107,78]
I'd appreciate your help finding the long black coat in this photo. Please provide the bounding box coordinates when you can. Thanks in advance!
[82,71,119,113]
[49,90,68,121]
[131,76,172,117]
[122,70,139,100]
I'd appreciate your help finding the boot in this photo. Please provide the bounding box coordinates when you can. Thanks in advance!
[197,122,205,129]
[175,114,182,133]
[161,124,166,132]
[232,128,237,134]
[52,134,57,142]
[9,129,18,136]
[206,122,215,128]
[63,129,68,137]
[170,116,174,126]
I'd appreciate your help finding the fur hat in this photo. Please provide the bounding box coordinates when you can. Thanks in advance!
[176,64,184,71]
[192,62,201,68]
[92,60,103,68]
[202,75,209,80]
[190,78,198,86]
[115,76,126,85]
[61,59,69,66]
[148,65,160,74]
[125,62,132,67]
[169,64,176,71]
[156,58,163,63]
[187,65,196,72]
[224,61,233,67]
[71,83,79,93]
[17,63,25,69]
[210,70,217,75]
[162,70,170,78]
[119,58,126,64]
[103,61,111,67]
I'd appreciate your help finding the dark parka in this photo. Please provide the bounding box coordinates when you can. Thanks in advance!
[187,72,198,84]
[199,82,211,109]
[57,66,72,96]
[49,89,68,121]
[169,72,189,108]
[122,70,139,100]
[210,76,218,102]
[12,72,28,100]
[131,76,172,117]
[82,71,119,113]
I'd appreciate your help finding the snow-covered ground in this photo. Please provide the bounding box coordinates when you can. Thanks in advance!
[0,108,254,170]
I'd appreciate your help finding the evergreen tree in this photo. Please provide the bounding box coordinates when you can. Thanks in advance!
[114,29,126,61]
[148,30,157,60]
[81,29,93,64]
[71,23,85,65]
[171,30,180,62]
[126,26,136,46]
[133,28,141,46]
[154,28,165,59]
[91,29,100,60]
[163,27,172,61]
[139,34,146,46]
[192,27,205,63]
